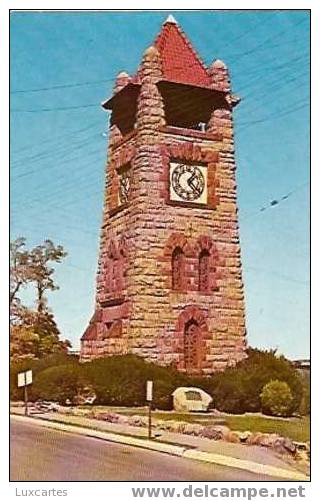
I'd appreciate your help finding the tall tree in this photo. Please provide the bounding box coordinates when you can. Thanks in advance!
[10,237,70,360]
[29,239,67,313]
[10,238,32,306]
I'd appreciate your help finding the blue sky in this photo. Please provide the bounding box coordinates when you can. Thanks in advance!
[10,10,310,358]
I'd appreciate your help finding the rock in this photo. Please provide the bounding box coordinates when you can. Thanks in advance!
[274,436,296,455]
[183,423,204,436]
[225,431,241,443]
[246,432,296,455]
[259,433,280,448]
[246,432,265,446]
[237,430,252,443]
[128,415,148,427]
[96,412,120,423]
[209,425,231,439]
[200,426,224,440]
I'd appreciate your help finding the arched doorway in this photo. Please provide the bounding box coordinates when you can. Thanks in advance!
[175,306,208,373]
[184,319,202,371]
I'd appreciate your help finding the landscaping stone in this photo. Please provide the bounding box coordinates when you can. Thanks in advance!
[69,409,300,457]
[247,432,296,455]
[128,415,148,427]
[237,430,252,443]
[200,426,225,440]
[225,431,241,443]
[183,423,204,436]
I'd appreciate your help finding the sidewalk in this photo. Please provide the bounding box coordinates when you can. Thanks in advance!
[10,408,309,481]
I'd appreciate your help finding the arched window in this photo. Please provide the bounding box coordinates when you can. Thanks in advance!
[184,319,201,371]
[172,247,185,290]
[199,249,210,292]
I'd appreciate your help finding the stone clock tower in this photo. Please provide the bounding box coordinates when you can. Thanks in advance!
[80,16,247,374]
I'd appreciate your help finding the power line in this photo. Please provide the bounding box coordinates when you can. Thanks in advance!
[225,16,309,63]
[10,77,115,94]
[215,14,272,54]
[10,14,308,97]
[240,181,309,222]
[237,101,309,133]
[11,92,309,207]
[11,19,309,116]
[11,120,103,159]
[12,135,104,180]
[11,103,99,113]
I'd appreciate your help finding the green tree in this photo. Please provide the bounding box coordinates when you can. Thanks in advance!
[10,237,70,360]
[260,380,294,417]
[10,238,32,307]
[28,239,67,313]
[10,308,71,361]
[10,324,39,361]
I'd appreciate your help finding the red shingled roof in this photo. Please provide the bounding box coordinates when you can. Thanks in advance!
[154,20,211,87]
[133,19,211,88]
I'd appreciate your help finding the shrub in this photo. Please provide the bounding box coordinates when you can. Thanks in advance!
[82,355,188,409]
[10,350,304,414]
[260,380,294,417]
[20,354,184,409]
[10,353,77,401]
[196,348,303,414]
[193,370,247,414]
[32,364,91,404]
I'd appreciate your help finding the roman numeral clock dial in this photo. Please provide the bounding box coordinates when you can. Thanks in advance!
[170,162,208,205]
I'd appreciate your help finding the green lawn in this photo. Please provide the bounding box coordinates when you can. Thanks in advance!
[223,415,310,443]
[84,406,310,443]
[148,412,310,443]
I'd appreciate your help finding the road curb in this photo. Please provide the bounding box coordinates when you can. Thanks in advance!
[11,414,309,481]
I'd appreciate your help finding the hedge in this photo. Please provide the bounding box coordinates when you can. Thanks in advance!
[10,349,304,414]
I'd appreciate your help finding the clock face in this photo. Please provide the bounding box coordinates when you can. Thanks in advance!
[119,169,130,205]
[170,162,207,204]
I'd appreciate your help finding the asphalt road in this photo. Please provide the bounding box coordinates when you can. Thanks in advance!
[10,418,282,481]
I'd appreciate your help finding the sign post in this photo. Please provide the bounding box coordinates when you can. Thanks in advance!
[146,380,153,440]
[18,370,33,416]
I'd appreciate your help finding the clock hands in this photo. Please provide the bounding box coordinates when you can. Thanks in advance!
[187,171,202,197]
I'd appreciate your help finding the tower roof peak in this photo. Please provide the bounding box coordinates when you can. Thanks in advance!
[164,14,178,25]
[153,18,211,87]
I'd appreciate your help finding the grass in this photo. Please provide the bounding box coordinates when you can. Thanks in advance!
[82,406,310,443]
[223,415,310,443]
